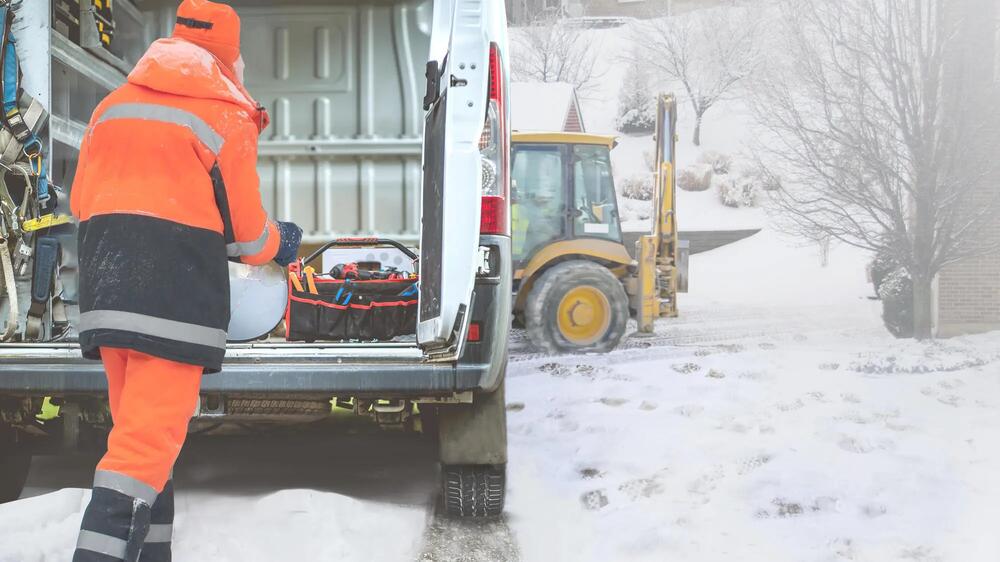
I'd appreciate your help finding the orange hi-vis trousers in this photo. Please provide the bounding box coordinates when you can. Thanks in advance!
[98,347,202,492]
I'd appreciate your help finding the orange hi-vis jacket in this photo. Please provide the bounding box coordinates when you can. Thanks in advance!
[70,36,279,372]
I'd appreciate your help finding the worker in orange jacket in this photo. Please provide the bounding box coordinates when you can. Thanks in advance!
[69,1,302,560]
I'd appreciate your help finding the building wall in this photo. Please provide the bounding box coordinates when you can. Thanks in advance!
[563,98,585,132]
[937,0,1000,337]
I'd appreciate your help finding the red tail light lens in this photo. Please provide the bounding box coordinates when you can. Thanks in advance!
[480,43,509,236]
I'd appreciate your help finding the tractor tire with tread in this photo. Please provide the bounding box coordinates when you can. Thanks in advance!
[525,260,629,354]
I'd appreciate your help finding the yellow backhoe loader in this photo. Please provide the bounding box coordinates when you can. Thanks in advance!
[511,94,685,354]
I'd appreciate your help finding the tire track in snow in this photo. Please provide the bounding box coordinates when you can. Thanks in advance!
[416,513,520,562]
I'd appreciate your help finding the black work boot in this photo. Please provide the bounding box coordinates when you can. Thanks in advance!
[74,470,155,562]
[138,480,174,562]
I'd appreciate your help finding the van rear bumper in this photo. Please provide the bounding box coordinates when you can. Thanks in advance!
[0,360,497,396]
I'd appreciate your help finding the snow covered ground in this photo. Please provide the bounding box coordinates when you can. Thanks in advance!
[505,232,1000,562]
[4,231,999,561]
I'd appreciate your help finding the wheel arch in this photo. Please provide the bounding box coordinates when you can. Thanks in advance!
[514,240,632,312]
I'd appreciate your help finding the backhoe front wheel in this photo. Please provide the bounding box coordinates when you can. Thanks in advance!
[525,260,629,354]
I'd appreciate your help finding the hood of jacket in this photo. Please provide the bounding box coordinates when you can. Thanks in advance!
[127,38,270,132]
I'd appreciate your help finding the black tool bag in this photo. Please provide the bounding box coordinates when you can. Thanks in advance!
[285,239,419,343]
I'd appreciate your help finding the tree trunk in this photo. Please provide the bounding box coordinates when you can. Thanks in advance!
[912,273,934,340]
[693,114,702,147]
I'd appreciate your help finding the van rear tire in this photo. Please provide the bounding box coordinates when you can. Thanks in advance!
[441,464,505,518]
[437,378,507,517]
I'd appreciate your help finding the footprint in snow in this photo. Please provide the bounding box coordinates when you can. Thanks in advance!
[578,467,604,480]
[739,371,766,381]
[841,393,862,404]
[581,489,609,511]
[759,496,839,518]
[672,362,702,374]
[639,401,658,411]
[598,397,628,407]
[759,342,777,350]
[819,362,841,371]
[808,391,829,403]
[619,478,663,501]
[838,436,896,454]
[900,546,943,562]
[706,369,726,379]
[920,386,940,397]
[937,395,963,407]
[687,466,725,497]
[539,363,572,378]
[775,398,805,412]
[860,503,888,518]
[736,453,773,475]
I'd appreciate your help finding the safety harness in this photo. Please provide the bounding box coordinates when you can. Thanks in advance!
[0,0,69,342]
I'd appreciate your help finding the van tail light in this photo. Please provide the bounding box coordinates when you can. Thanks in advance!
[479,43,509,236]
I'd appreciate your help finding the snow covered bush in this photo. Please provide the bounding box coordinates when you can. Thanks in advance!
[715,169,761,208]
[677,164,713,192]
[878,267,913,338]
[868,251,901,295]
[620,175,655,201]
[716,175,741,207]
[615,60,655,134]
[698,151,733,175]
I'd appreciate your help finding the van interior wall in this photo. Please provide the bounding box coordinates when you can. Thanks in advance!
[139,0,433,245]
[0,0,435,345]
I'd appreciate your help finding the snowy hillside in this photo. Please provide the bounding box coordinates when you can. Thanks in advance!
[510,11,768,232]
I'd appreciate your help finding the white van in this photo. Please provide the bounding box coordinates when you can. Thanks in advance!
[0,0,511,518]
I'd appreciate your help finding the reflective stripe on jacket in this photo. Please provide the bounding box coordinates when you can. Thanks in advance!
[71,37,279,372]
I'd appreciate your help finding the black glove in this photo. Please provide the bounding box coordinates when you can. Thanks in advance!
[39,185,59,216]
[273,221,303,267]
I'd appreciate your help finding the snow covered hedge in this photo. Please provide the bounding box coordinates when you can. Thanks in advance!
[716,168,761,208]
[620,174,655,200]
[678,164,713,192]
[698,151,733,175]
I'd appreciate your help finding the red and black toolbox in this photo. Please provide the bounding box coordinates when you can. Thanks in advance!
[285,239,419,342]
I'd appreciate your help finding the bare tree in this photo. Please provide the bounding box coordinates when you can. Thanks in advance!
[629,7,760,146]
[510,14,603,98]
[753,0,1000,339]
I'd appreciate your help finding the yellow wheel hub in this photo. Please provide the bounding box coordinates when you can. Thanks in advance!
[557,286,611,346]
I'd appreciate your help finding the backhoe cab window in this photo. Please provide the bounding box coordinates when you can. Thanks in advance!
[572,145,621,242]
[511,145,566,263]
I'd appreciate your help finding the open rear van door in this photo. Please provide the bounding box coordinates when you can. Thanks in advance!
[417,0,491,354]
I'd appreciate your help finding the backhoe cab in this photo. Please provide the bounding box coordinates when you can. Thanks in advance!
[511,94,684,354]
